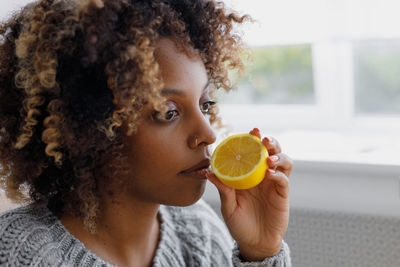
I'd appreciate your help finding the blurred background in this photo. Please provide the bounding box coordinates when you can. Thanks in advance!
[1,0,400,266]
[208,0,400,266]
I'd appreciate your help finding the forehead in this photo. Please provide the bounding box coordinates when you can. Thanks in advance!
[154,38,207,88]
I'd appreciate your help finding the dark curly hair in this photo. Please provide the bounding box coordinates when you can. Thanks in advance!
[0,0,248,229]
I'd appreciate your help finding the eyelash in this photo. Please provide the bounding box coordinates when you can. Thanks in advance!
[152,100,217,123]
[200,100,217,114]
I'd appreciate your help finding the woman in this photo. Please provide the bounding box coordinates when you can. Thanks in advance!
[0,0,292,266]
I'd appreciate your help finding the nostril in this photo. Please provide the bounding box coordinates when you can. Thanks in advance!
[188,135,199,149]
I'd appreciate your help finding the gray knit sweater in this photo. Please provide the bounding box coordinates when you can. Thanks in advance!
[0,199,290,266]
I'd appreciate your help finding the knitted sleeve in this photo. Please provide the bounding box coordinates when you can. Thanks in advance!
[198,200,291,267]
[231,240,291,267]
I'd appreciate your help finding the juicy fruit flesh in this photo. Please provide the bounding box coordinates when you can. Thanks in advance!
[211,133,268,189]
[213,136,262,177]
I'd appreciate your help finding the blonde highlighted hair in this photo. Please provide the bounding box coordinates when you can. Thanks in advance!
[0,0,248,229]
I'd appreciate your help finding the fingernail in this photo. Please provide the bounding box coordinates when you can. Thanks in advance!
[270,155,279,162]
[263,137,270,143]
[268,168,276,174]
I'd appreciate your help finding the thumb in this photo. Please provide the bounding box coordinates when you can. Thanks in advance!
[206,172,237,217]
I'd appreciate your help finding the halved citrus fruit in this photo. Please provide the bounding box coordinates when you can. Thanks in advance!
[210,133,269,189]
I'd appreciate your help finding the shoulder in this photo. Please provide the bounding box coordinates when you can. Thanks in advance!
[0,203,56,237]
[0,204,66,266]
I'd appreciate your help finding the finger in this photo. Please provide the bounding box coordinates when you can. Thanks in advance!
[267,153,293,177]
[206,172,237,216]
[264,169,290,199]
[249,128,261,139]
[262,136,282,155]
[206,172,231,195]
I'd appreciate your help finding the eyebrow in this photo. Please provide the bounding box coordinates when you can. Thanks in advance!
[161,80,210,97]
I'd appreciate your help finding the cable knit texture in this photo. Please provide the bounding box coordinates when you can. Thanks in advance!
[0,199,290,266]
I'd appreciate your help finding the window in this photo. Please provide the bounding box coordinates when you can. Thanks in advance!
[354,39,400,115]
[217,0,400,166]
[218,45,314,105]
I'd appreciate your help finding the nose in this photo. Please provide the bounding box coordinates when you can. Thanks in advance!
[187,111,217,149]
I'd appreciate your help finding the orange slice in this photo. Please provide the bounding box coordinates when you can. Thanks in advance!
[210,133,268,189]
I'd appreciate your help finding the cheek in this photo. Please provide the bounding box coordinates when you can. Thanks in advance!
[133,134,185,174]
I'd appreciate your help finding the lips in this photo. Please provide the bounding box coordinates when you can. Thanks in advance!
[180,158,211,179]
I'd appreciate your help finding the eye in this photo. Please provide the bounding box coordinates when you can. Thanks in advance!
[200,100,217,114]
[152,109,179,122]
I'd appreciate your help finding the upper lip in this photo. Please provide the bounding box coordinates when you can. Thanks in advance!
[180,158,210,173]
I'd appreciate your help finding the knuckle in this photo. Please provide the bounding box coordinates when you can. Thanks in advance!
[276,153,287,161]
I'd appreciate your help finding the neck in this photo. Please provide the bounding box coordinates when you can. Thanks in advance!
[98,196,160,244]
[60,195,161,267]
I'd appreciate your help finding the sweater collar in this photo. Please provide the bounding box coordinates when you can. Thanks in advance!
[50,204,182,266]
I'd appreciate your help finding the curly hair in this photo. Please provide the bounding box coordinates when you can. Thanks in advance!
[0,0,248,229]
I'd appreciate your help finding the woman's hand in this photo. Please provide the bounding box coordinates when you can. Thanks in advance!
[206,128,292,261]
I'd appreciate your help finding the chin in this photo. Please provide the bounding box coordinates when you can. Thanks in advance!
[166,182,206,207]
[178,194,203,206]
